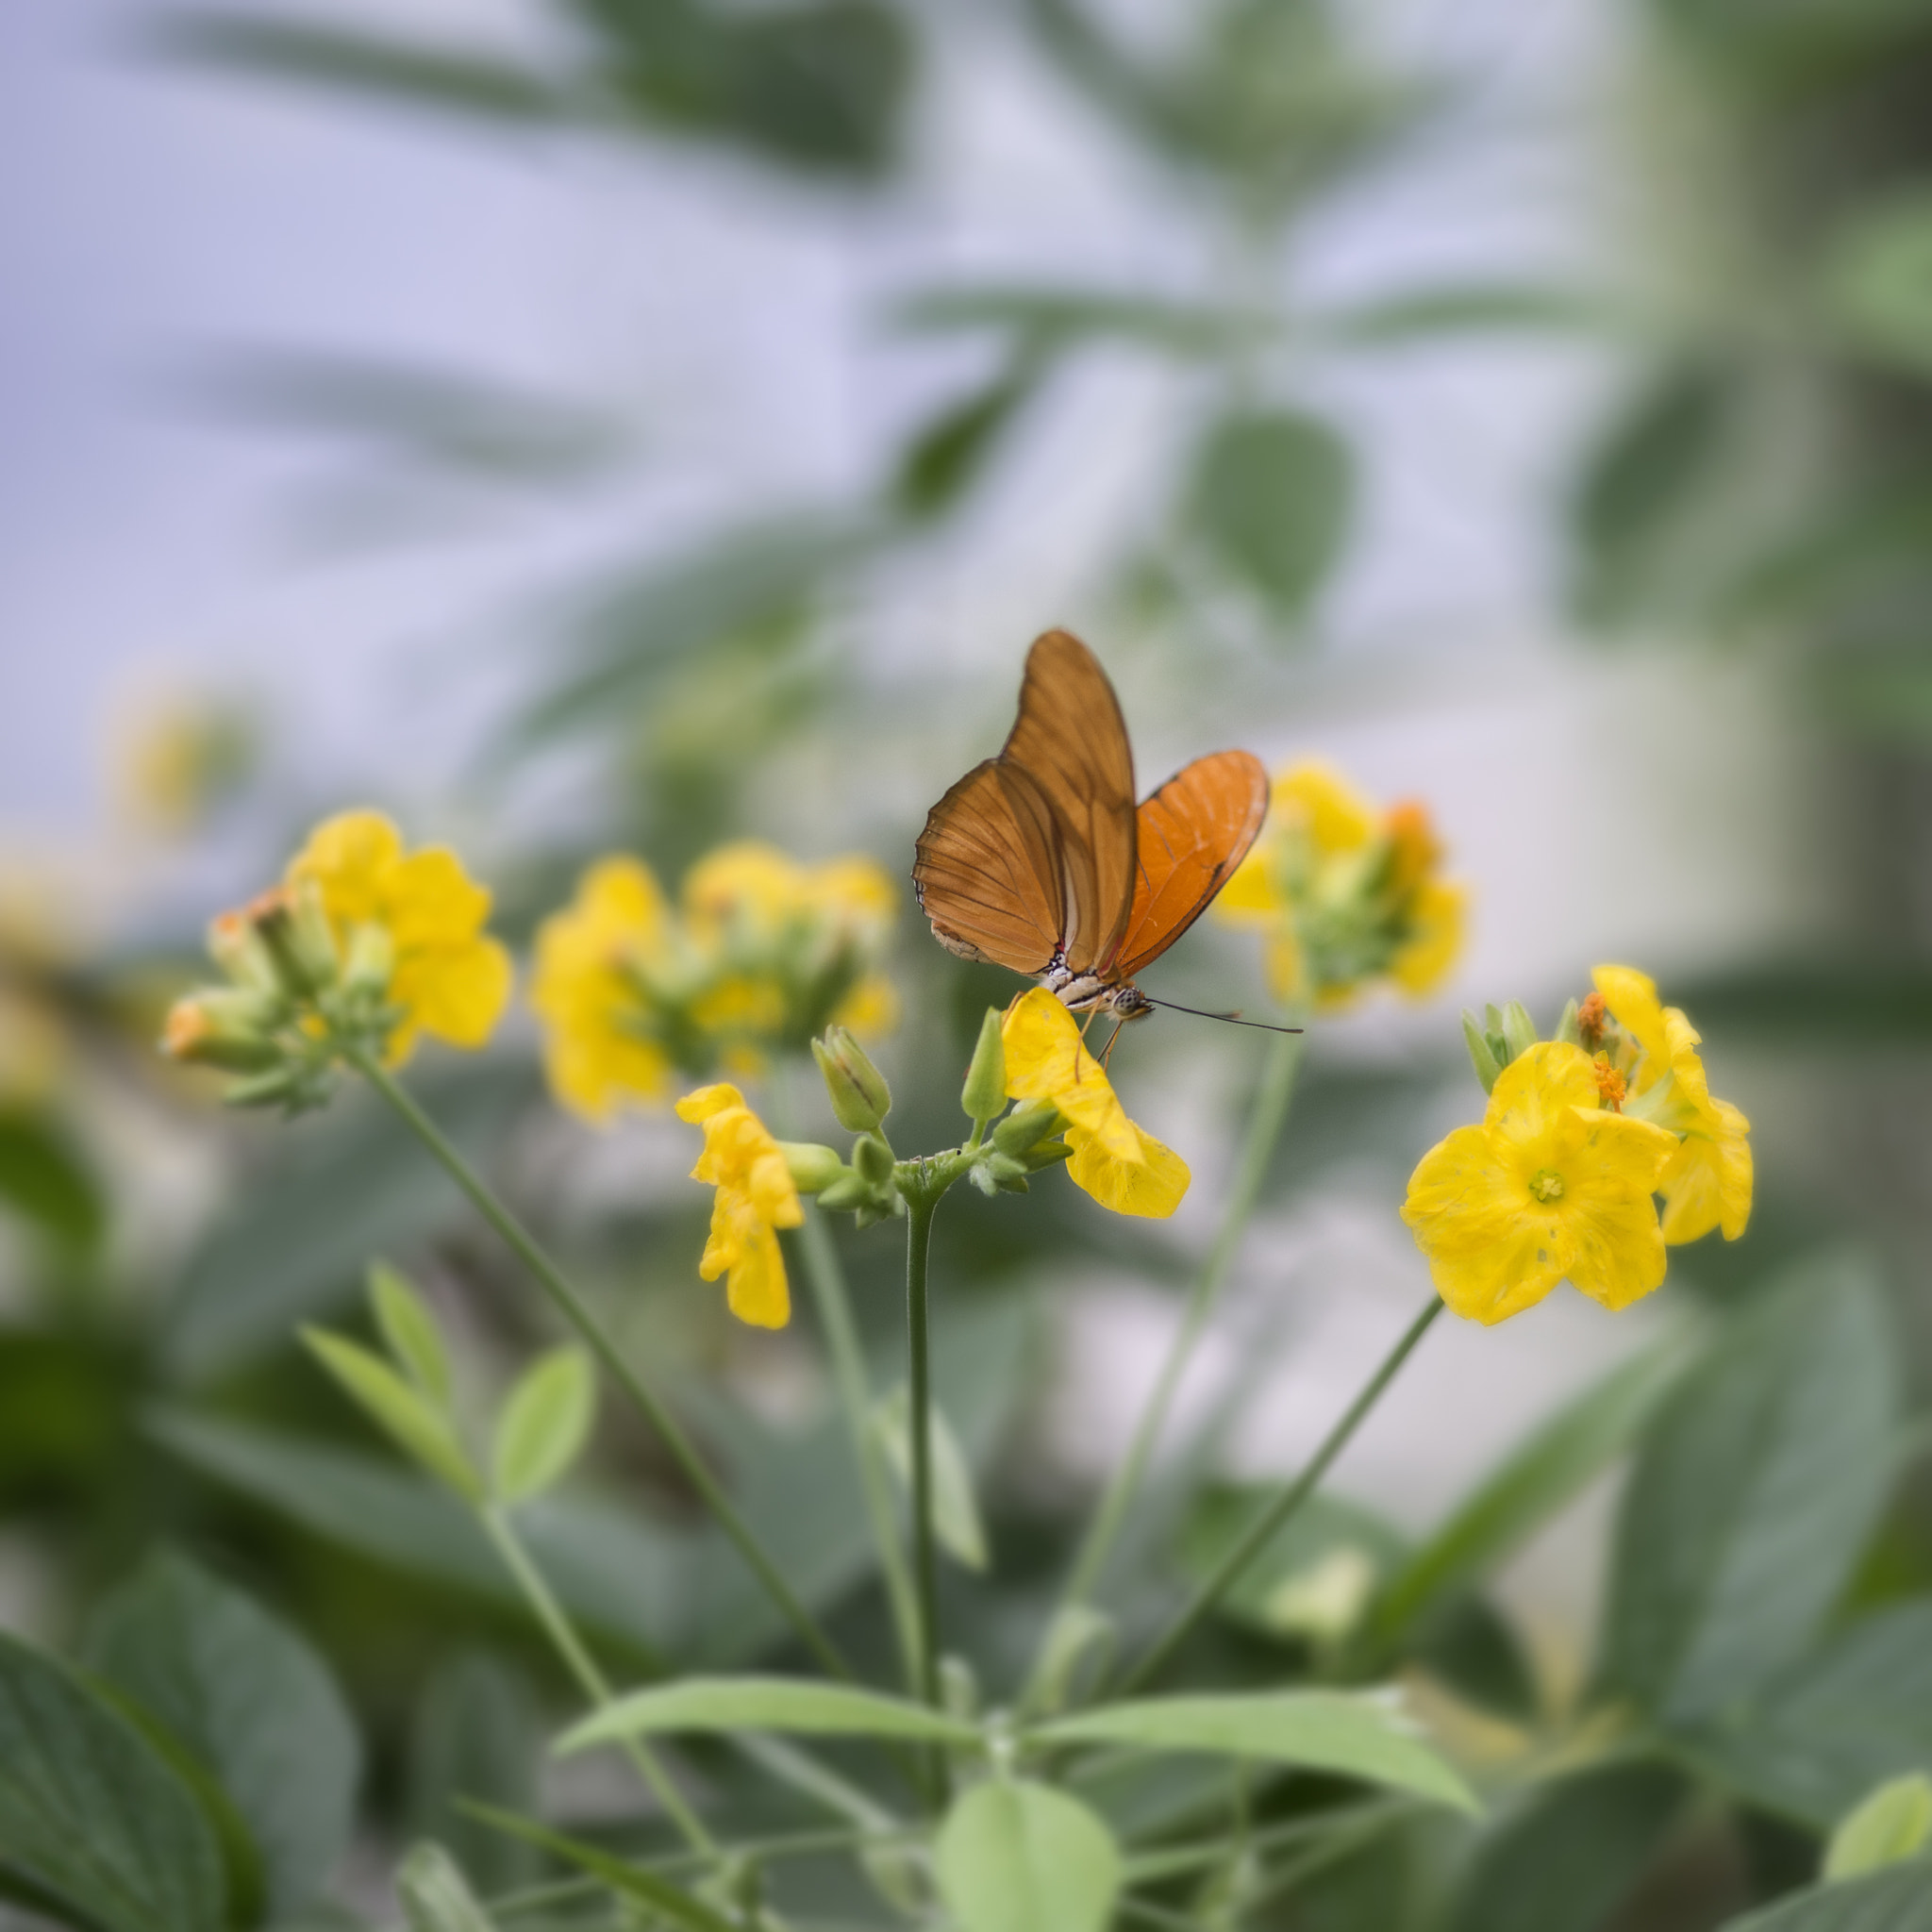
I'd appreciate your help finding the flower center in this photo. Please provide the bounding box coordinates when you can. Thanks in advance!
[1529,1168,1565,1203]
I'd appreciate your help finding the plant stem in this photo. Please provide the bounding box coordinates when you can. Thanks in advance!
[1046,1025,1306,1650]
[481,1505,716,1859]
[1119,1296,1444,1696]
[344,1044,855,1685]
[903,1186,948,1800]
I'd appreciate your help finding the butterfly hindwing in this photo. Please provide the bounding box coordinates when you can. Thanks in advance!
[913,758,1065,972]
[1112,749,1269,979]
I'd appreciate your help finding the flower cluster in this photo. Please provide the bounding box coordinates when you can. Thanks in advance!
[1215,761,1465,1010]
[531,842,899,1124]
[160,810,511,1108]
[1402,966,1752,1325]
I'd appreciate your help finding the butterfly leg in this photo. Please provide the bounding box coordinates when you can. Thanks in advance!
[1099,1019,1126,1068]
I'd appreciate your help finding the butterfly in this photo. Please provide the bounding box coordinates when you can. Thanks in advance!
[913,630,1269,1024]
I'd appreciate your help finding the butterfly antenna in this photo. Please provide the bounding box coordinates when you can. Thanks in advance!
[1145,998,1304,1035]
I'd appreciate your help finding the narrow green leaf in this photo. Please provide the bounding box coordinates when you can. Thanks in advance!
[85,1551,360,1920]
[408,1653,540,1893]
[1828,1775,1932,1881]
[492,1345,595,1505]
[369,1261,452,1405]
[1033,1690,1476,1813]
[936,1779,1119,1932]
[874,1387,989,1571]
[558,1675,981,1755]
[1603,1257,1899,1726]
[1375,1334,1690,1641]
[303,1328,481,1500]
[0,1629,225,1932]
[1191,408,1356,616]
[1719,1857,1932,1930]
[0,1108,106,1257]
[892,361,1041,519]
[397,1842,497,1932]
[458,1803,741,1932]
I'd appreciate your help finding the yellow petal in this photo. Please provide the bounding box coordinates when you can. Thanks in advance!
[1000,990,1138,1158]
[1274,762,1376,856]
[832,973,901,1039]
[676,1082,746,1124]
[381,847,492,950]
[1487,1041,1598,1157]
[682,841,802,941]
[1659,1096,1753,1243]
[1066,1122,1191,1218]
[390,936,513,1049]
[1402,1123,1570,1324]
[1210,845,1282,925]
[1391,879,1466,998]
[288,809,402,927]
[726,1217,791,1328]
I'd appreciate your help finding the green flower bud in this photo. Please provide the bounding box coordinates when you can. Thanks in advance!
[779,1141,844,1192]
[993,1097,1062,1157]
[161,987,286,1073]
[852,1131,896,1187]
[959,1008,1007,1123]
[1554,997,1582,1047]
[248,882,338,1001]
[342,920,396,1000]
[986,1151,1029,1186]
[220,1065,312,1109]
[1021,1135,1072,1173]
[1501,1000,1539,1062]
[816,1172,874,1212]
[1462,1010,1502,1093]
[813,1026,892,1132]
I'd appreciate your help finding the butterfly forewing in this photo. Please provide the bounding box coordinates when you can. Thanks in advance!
[913,759,1065,971]
[1000,631,1139,973]
[1112,749,1269,979]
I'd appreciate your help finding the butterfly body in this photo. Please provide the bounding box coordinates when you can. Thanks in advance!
[913,631,1267,1019]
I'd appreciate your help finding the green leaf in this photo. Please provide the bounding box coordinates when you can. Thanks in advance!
[0,1629,225,1932]
[1694,1601,1932,1829]
[492,1346,595,1505]
[1190,409,1356,616]
[1602,1257,1900,1726]
[1317,282,1617,344]
[1821,190,1932,379]
[458,1804,740,1932]
[84,1551,360,1920]
[1828,1775,1932,1881]
[1719,1857,1932,1930]
[304,1328,481,1500]
[369,1261,452,1405]
[935,1779,1121,1932]
[146,1408,684,1658]
[397,1842,497,1932]
[1375,1334,1691,1642]
[892,361,1042,519]
[891,283,1258,355]
[1033,1690,1477,1812]
[1441,1761,1690,1932]
[558,1675,980,1755]
[873,1386,988,1571]
[0,1108,106,1258]
[160,1061,530,1381]
[407,1653,540,1895]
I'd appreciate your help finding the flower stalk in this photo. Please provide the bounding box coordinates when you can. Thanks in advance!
[339,1040,856,1686]
[900,1177,949,1801]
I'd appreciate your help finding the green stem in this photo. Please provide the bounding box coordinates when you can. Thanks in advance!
[344,1043,855,1686]
[1049,1025,1306,1640]
[1119,1296,1444,1696]
[481,1505,716,1859]
[904,1191,942,1724]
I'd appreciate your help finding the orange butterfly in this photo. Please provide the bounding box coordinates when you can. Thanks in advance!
[913,630,1268,1023]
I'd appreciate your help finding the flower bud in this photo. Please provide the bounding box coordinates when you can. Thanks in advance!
[207,908,278,992]
[341,920,395,1001]
[778,1141,844,1193]
[248,883,338,1001]
[1461,1010,1502,1093]
[852,1131,896,1187]
[1500,1000,1539,1062]
[993,1097,1061,1157]
[816,1172,874,1212]
[1554,997,1582,1047]
[160,988,285,1073]
[1021,1135,1072,1173]
[220,1065,311,1109]
[959,1008,1007,1123]
[813,1026,892,1132]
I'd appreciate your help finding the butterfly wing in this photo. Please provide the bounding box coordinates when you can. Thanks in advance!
[999,630,1139,974]
[913,758,1066,971]
[1111,749,1269,979]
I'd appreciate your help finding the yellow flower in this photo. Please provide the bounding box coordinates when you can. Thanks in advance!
[1216,761,1467,1009]
[529,858,678,1123]
[675,1083,802,1328]
[1591,965,1753,1244]
[531,841,901,1123]
[288,811,512,1063]
[1402,1041,1678,1325]
[1000,989,1189,1218]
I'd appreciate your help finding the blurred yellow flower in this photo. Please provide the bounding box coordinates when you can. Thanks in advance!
[675,1083,801,1328]
[1402,1041,1677,1325]
[113,692,256,838]
[1215,762,1467,1010]
[1591,965,1753,1244]
[1001,989,1189,1218]
[532,841,900,1124]
[289,810,512,1063]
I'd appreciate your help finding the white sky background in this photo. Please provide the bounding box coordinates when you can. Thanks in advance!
[1,0,1832,1652]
